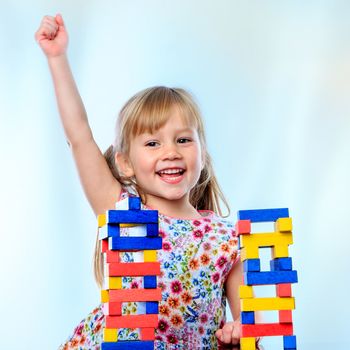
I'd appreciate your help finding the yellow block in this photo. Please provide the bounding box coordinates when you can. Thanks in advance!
[108,277,122,289]
[98,214,106,228]
[240,247,259,261]
[240,337,256,350]
[272,244,290,258]
[275,217,293,233]
[120,223,139,228]
[144,250,157,262]
[241,297,295,311]
[101,289,109,303]
[239,285,254,299]
[240,232,293,249]
[103,328,118,342]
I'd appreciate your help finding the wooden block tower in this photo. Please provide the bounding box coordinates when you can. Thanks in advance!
[98,196,162,350]
[236,208,298,350]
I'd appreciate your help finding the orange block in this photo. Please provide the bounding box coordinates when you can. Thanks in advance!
[106,314,158,328]
[104,250,120,263]
[241,323,293,337]
[279,310,293,323]
[101,239,108,253]
[107,262,161,277]
[276,284,292,297]
[141,327,155,341]
[109,288,162,302]
[103,302,122,316]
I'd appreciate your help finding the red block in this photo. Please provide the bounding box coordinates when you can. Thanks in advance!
[104,250,120,263]
[241,323,293,337]
[106,314,158,328]
[106,262,161,277]
[141,327,155,341]
[276,283,292,297]
[101,239,108,253]
[279,310,293,323]
[235,220,251,236]
[109,288,162,302]
[103,302,122,316]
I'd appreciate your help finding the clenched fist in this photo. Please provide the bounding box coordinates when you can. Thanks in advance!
[215,320,241,348]
[35,14,68,57]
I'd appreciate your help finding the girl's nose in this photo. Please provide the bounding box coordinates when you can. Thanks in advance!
[162,144,181,160]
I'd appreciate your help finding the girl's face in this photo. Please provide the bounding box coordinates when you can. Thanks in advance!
[120,107,204,205]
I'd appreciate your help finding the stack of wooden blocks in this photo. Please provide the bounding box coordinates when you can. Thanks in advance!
[98,196,162,350]
[236,208,298,350]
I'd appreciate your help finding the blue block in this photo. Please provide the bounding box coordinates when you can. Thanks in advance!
[108,210,158,224]
[128,196,141,210]
[109,236,162,250]
[270,257,292,271]
[244,270,298,285]
[102,341,154,350]
[283,335,297,349]
[238,208,289,222]
[146,301,159,314]
[241,311,255,324]
[144,276,157,289]
[243,259,261,272]
[99,224,120,240]
[146,223,159,237]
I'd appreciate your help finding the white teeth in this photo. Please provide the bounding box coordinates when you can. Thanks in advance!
[158,168,183,175]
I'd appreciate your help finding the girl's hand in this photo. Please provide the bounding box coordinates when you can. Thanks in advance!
[215,320,241,348]
[35,14,68,57]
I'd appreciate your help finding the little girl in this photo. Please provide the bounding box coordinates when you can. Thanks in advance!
[35,14,244,350]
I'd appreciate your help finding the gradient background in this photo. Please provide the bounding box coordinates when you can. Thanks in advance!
[1,1,349,349]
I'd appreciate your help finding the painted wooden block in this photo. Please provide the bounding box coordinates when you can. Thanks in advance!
[270,257,292,271]
[128,197,141,210]
[106,262,161,277]
[101,239,109,253]
[283,335,297,349]
[276,284,292,297]
[144,250,157,262]
[241,297,295,311]
[240,337,256,350]
[109,236,162,251]
[109,288,162,302]
[279,310,293,323]
[272,245,290,259]
[104,250,120,263]
[243,259,261,272]
[240,246,259,261]
[107,210,158,224]
[144,276,157,289]
[101,341,154,350]
[235,220,251,235]
[275,217,293,233]
[238,208,289,222]
[106,314,158,328]
[103,328,118,342]
[241,311,255,324]
[104,276,122,289]
[146,223,159,237]
[239,285,254,299]
[99,224,120,240]
[240,232,293,250]
[244,271,298,286]
[146,301,159,314]
[141,327,155,341]
[103,302,122,316]
[101,290,109,303]
[98,214,106,228]
[241,322,293,337]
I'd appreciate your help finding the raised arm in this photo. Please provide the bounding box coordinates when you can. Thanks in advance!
[35,14,121,215]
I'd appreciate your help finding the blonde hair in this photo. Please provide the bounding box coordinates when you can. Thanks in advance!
[94,86,230,287]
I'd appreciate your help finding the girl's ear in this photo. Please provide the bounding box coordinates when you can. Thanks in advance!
[115,152,135,177]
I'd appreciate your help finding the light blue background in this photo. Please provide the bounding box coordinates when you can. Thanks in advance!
[0,1,349,349]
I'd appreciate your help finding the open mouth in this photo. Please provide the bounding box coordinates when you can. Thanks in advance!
[156,168,186,179]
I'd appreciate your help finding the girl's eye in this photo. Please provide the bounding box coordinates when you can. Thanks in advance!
[145,141,158,147]
[178,138,192,144]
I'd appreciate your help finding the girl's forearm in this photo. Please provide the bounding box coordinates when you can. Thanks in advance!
[47,54,93,146]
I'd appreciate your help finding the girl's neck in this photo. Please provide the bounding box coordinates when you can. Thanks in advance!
[144,193,202,220]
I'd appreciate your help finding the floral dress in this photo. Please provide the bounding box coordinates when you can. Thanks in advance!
[59,191,239,350]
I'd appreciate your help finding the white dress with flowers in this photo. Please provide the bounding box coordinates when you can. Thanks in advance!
[59,190,239,350]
